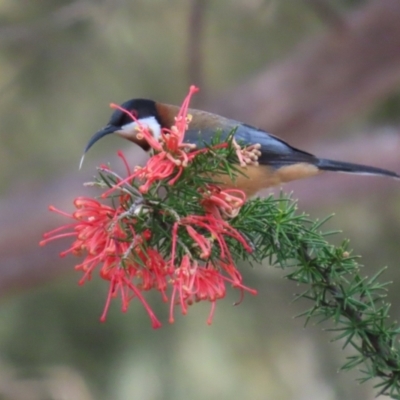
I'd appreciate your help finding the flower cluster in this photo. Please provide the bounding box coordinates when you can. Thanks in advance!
[40,86,257,328]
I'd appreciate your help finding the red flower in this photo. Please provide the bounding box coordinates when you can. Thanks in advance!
[169,257,257,325]
[168,214,256,324]
[41,85,257,328]
[100,267,162,329]
[200,185,247,218]
[40,197,165,328]
[176,215,253,264]
[169,256,226,324]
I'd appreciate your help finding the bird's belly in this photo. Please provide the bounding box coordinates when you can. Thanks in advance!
[211,163,320,197]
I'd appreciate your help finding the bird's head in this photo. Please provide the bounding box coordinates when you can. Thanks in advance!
[83,99,162,157]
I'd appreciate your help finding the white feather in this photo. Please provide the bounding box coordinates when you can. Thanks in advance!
[120,116,161,140]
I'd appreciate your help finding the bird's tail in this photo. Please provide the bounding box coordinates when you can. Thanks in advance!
[316,158,400,179]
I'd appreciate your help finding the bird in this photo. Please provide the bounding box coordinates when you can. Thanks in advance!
[81,99,399,196]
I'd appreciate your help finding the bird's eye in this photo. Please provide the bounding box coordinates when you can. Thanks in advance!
[130,109,138,119]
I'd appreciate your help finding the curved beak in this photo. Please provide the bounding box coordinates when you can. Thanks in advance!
[79,120,149,170]
[83,124,117,154]
[79,124,117,170]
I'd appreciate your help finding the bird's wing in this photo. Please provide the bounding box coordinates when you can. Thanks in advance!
[185,110,318,168]
[183,110,399,181]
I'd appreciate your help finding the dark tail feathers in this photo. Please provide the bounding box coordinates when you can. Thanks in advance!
[316,158,400,179]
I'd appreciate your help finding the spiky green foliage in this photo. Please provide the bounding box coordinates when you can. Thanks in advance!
[93,133,400,398]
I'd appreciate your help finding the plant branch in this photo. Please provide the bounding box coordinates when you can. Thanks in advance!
[230,196,400,397]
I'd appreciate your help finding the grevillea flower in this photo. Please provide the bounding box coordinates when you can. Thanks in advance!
[41,86,257,328]
[169,257,226,325]
[172,215,253,264]
[40,197,164,328]
[169,257,257,325]
[200,185,247,219]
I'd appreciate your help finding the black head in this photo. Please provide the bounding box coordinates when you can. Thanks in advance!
[83,99,161,155]
[108,99,159,130]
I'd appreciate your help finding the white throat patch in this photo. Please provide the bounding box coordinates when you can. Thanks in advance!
[120,116,162,140]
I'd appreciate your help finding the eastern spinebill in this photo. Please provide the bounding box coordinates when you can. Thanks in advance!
[81,99,399,196]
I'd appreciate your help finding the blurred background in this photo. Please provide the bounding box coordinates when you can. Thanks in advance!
[1,0,400,399]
